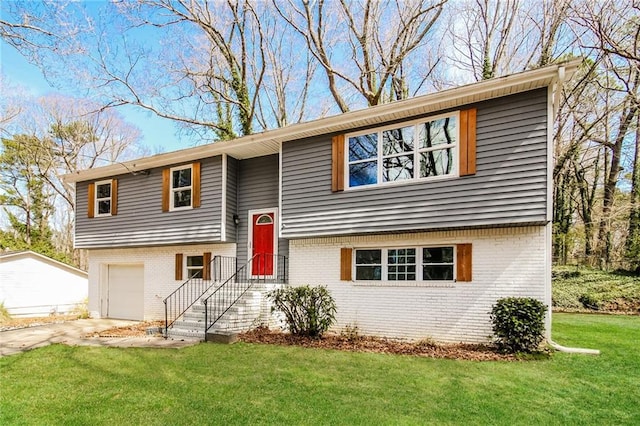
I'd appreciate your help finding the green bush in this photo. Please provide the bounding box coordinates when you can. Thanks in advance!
[578,293,600,310]
[490,297,547,353]
[268,285,337,338]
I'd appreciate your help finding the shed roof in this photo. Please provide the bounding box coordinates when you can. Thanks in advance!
[0,250,87,277]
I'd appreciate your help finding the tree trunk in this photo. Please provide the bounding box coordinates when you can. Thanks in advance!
[597,104,637,265]
[553,167,575,264]
[625,113,640,268]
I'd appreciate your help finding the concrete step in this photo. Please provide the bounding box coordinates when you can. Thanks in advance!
[172,319,204,329]
[196,292,262,308]
[166,328,205,340]
[167,290,263,340]
[186,305,258,320]
[168,319,255,339]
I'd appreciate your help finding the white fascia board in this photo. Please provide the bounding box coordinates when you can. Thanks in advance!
[0,250,88,276]
[64,60,581,184]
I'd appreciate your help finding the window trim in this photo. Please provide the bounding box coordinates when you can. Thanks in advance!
[352,245,458,283]
[169,164,193,211]
[186,255,204,279]
[344,111,460,190]
[94,179,113,217]
[175,252,211,281]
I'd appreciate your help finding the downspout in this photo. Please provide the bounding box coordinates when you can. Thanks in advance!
[547,64,600,355]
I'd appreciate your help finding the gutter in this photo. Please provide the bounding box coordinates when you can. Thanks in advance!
[63,60,582,184]
[548,339,600,355]
[546,61,598,356]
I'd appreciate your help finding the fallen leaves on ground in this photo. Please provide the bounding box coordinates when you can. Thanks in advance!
[239,327,518,361]
[94,321,164,337]
[0,315,80,331]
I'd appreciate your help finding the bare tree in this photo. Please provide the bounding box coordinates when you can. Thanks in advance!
[1,0,318,141]
[2,93,142,265]
[526,0,573,67]
[253,6,318,128]
[628,114,640,267]
[570,0,640,265]
[274,0,446,112]
[444,0,520,81]
[0,76,24,134]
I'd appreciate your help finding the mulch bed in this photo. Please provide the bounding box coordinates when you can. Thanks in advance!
[239,327,518,361]
[92,321,165,337]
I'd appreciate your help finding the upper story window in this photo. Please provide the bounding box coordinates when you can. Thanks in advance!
[162,162,201,213]
[95,180,112,216]
[87,179,117,218]
[346,113,458,188]
[171,165,193,210]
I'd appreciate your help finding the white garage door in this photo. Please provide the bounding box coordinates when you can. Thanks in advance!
[106,264,144,320]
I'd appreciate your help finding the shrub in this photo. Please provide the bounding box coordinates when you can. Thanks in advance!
[578,293,600,310]
[0,301,11,323]
[490,297,547,354]
[340,324,361,342]
[70,298,90,319]
[268,285,337,338]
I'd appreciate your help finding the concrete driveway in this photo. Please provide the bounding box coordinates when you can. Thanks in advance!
[0,319,199,357]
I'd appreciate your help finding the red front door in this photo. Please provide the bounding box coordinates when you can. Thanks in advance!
[252,213,275,276]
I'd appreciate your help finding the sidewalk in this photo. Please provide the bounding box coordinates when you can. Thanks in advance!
[0,319,199,357]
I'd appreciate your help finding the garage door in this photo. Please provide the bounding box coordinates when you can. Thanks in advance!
[106,264,144,320]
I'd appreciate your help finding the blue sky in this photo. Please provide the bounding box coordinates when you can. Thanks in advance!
[1,39,191,154]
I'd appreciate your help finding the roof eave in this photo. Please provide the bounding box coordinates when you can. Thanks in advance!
[63,60,580,183]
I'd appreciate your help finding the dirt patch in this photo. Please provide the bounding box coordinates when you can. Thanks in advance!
[92,321,165,337]
[601,298,640,313]
[0,315,81,331]
[239,327,519,361]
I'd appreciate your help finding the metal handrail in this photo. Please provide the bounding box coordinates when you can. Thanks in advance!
[203,253,288,335]
[163,255,237,337]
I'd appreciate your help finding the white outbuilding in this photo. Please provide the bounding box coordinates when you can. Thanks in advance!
[0,251,88,317]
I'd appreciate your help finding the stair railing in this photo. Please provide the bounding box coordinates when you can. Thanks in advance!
[203,253,288,334]
[163,255,237,337]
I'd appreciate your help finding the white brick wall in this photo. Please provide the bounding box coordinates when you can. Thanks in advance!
[289,226,549,343]
[87,244,236,320]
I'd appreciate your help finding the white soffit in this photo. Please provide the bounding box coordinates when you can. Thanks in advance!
[64,60,580,183]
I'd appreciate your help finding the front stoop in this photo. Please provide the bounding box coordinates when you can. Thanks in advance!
[166,290,262,341]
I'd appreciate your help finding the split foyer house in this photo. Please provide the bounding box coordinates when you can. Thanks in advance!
[64,61,579,343]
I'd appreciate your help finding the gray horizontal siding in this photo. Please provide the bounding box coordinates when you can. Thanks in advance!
[236,155,289,267]
[225,156,238,243]
[75,156,223,248]
[281,88,549,238]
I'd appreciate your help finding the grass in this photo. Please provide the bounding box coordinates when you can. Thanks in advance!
[0,302,11,322]
[1,313,639,425]
[553,265,640,311]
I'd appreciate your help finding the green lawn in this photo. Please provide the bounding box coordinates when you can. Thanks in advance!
[1,313,639,425]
